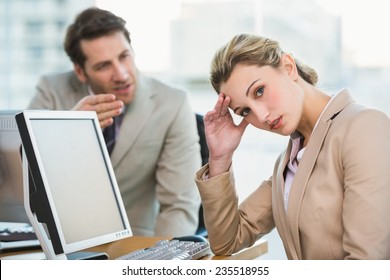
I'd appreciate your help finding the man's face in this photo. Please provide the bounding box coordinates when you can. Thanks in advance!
[75,31,137,105]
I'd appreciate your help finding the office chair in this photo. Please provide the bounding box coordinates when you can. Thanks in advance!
[195,113,208,237]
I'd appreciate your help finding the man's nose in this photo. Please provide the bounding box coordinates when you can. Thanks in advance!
[112,63,129,81]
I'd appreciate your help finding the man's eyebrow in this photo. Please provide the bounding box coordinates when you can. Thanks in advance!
[92,60,110,69]
[246,79,260,96]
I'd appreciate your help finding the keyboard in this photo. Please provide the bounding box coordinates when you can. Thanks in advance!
[0,222,41,252]
[116,239,211,260]
[0,222,37,241]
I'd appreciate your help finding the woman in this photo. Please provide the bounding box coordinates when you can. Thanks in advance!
[195,33,390,259]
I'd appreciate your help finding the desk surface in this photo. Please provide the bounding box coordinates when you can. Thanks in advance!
[0,236,268,260]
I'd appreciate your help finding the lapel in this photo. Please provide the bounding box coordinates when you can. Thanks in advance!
[282,89,355,259]
[110,73,157,168]
[273,142,300,259]
[287,118,331,258]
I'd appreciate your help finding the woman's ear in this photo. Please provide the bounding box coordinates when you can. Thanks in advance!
[282,53,298,81]
[74,64,87,83]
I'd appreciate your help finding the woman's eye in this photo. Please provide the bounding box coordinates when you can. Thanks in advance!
[241,108,251,117]
[255,87,264,97]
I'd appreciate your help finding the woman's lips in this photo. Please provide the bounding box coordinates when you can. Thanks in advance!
[270,117,282,130]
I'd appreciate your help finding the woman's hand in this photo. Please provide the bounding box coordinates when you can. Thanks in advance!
[72,93,124,128]
[204,93,249,177]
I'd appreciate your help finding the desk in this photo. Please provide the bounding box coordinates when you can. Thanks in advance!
[0,236,268,260]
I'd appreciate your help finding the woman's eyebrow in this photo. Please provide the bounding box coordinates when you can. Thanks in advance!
[246,79,260,96]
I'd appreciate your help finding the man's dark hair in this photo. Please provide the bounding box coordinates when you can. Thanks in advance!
[64,7,131,68]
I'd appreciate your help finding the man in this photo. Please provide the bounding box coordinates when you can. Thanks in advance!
[27,7,201,236]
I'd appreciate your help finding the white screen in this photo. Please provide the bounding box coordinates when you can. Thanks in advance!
[30,119,125,244]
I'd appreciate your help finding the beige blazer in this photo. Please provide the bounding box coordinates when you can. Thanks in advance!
[29,71,202,236]
[196,89,390,259]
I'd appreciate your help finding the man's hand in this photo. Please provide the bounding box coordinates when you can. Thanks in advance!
[72,94,124,128]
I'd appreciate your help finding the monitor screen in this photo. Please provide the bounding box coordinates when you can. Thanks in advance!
[0,110,28,223]
[16,110,132,259]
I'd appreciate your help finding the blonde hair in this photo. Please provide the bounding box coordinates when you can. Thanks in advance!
[210,33,318,92]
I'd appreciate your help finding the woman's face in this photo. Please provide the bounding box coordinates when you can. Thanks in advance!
[220,57,304,136]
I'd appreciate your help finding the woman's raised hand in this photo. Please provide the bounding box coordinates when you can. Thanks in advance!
[204,93,249,177]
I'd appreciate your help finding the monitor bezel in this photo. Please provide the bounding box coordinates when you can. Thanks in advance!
[16,110,132,259]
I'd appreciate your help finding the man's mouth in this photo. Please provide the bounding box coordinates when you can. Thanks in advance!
[113,84,131,95]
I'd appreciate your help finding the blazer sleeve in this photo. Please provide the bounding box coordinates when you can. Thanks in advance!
[28,76,58,109]
[27,73,86,110]
[195,164,275,255]
[341,109,390,259]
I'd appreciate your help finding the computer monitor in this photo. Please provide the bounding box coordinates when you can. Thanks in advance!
[0,110,29,223]
[15,110,132,260]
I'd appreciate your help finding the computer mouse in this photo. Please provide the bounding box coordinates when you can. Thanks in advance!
[172,235,208,243]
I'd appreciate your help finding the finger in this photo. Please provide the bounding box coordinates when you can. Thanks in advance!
[98,109,117,129]
[213,93,225,113]
[97,108,122,123]
[220,94,230,117]
[92,93,116,105]
[204,110,216,122]
[93,94,123,110]
[94,100,124,114]
[75,94,116,110]
[99,118,114,129]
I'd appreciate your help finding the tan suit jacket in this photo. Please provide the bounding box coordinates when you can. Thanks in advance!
[196,89,390,259]
[28,71,201,236]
